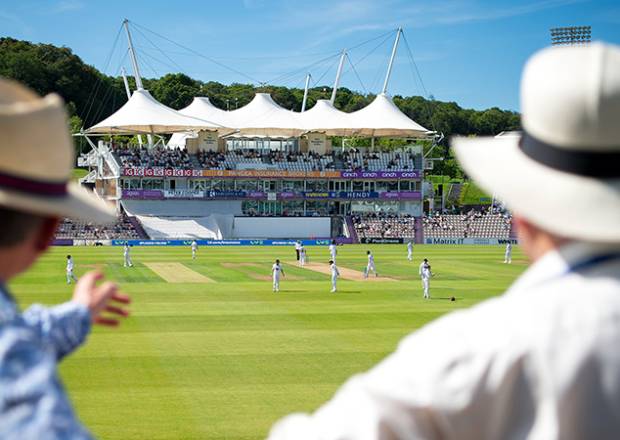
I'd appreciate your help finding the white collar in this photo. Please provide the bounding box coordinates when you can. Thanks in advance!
[507,242,620,295]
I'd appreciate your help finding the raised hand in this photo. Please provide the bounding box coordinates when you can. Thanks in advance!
[72,271,131,327]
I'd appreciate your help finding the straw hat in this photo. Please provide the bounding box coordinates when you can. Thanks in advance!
[0,79,115,223]
[452,42,620,242]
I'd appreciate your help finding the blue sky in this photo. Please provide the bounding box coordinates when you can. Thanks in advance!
[1,0,619,111]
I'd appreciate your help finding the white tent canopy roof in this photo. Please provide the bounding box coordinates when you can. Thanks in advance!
[89,90,430,138]
[348,93,430,137]
[299,99,355,136]
[179,97,233,129]
[86,88,222,134]
[225,93,302,136]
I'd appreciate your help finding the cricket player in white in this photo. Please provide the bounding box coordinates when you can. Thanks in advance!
[191,240,198,260]
[419,258,433,299]
[504,242,512,264]
[407,241,413,261]
[329,260,340,293]
[272,259,285,292]
[294,240,302,261]
[328,240,337,262]
[66,255,77,284]
[364,250,378,278]
[299,246,306,267]
[123,243,133,267]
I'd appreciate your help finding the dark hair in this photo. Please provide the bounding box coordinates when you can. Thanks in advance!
[367,250,371,254]
[329,260,334,264]
[423,258,428,262]
[275,259,280,263]
[0,207,46,248]
[67,255,71,259]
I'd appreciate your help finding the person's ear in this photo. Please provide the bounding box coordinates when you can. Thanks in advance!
[34,218,61,252]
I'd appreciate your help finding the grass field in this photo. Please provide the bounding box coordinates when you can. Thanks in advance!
[9,244,526,439]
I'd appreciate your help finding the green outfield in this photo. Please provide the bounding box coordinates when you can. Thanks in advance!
[9,244,526,439]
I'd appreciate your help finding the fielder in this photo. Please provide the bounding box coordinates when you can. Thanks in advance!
[504,242,512,264]
[294,240,302,261]
[328,240,337,262]
[407,241,413,261]
[191,240,198,260]
[330,260,340,293]
[123,243,133,267]
[364,250,378,278]
[272,259,285,292]
[299,246,306,267]
[419,258,433,299]
[66,255,77,284]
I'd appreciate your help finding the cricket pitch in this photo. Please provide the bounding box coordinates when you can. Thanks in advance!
[144,262,215,283]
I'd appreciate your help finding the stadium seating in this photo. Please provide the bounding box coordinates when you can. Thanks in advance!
[55,214,143,240]
[111,144,420,172]
[422,213,512,239]
[352,213,417,239]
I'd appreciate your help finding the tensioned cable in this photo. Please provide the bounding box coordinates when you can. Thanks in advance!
[312,56,342,88]
[137,49,182,73]
[263,51,342,86]
[264,29,397,88]
[401,32,437,133]
[83,23,124,126]
[136,50,159,78]
[345,53,368,95]
[132,25,186,74]
[130,20,263,85]
[89,56,127,126]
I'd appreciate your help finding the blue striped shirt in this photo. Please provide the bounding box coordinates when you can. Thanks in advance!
[0,284,92,439]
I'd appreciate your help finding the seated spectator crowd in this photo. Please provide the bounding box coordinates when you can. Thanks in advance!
[55,213,143,240]
[423,209,512,239]
[352,213,417,239]
[110,143,420,173]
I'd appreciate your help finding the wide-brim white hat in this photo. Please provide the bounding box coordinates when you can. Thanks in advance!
[453,43,620,243]
[0,79,115,223]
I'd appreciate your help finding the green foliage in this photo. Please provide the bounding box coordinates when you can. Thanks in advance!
[460,181,492,205]
[0,37,520,140]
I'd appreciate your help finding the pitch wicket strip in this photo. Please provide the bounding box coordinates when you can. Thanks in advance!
[144,262,215,283]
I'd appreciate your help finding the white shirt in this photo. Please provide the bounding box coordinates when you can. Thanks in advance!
[419,262,431,278]
[272,264,282,277]
[268,242,620,439]
[367,254,374,264]
[506,243,512,252]
[66,258,74,271]
[330,263,339,277]
[123,245,130,255]
[295,242,302,251]
[407,242,413,251]
[329,244,337,255]
[191,241,198,250]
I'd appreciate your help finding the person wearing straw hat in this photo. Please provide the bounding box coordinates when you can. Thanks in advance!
[0,79,131,438]
[268,43,620,439]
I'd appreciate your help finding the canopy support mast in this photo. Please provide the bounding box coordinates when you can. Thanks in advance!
[301,73,311,112]
[123,18,153,146]
[330,49,346,104]
[121,67,143,146]
[381,27,402,95]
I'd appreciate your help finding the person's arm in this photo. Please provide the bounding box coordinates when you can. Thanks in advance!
[0,325,93,439]
[22,302,90,361]
[22,272,130,361]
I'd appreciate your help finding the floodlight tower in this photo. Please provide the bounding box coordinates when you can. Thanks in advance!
[550,26,591,46]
